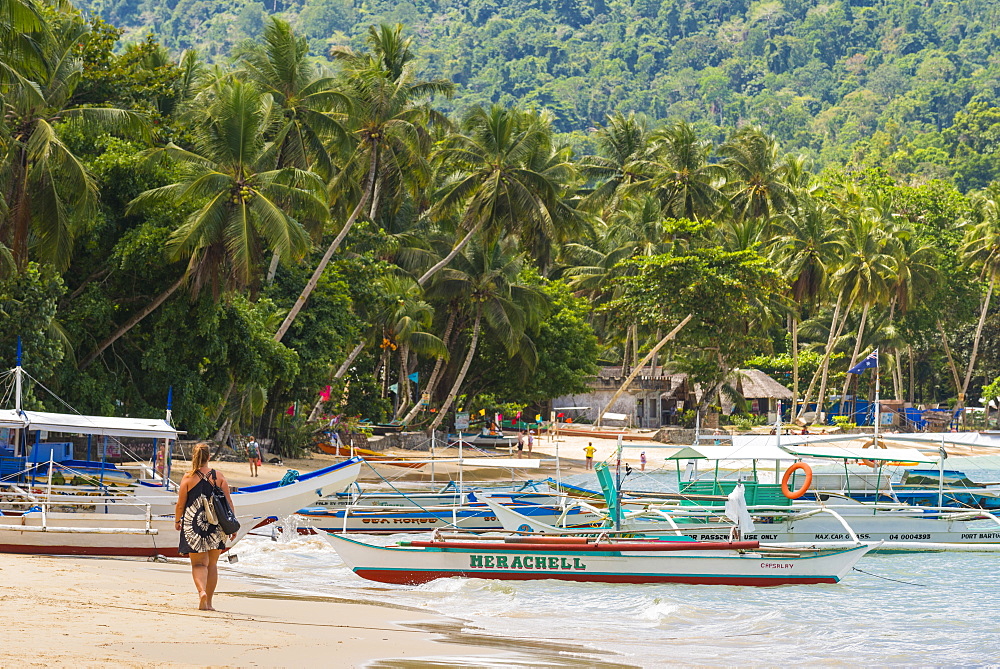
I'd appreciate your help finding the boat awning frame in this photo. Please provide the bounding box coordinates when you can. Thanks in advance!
[779,444,940,464]
[0,410,178,440]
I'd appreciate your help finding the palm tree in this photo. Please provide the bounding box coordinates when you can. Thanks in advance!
[633,120,726,220]
[959,184,1000,406]
[272,23,452,342]
[417,105,566,286]
[719,125,794,222]
[776,193,843,414]
[832,211,895,415]
[885,225,938,399]
[234,17,348,180]
[364,274,446,419]
[80,80,325,369]
[427,239,548,432]
[0,14,149,273]
[579,111,655,214]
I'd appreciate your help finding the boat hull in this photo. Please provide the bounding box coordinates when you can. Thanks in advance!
[136,458,363,518]
[326,534,870,586]
[0,511,256,557]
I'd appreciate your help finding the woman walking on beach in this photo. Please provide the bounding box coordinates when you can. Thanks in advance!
[173,443,236,610]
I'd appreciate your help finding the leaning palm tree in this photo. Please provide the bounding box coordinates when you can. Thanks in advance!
[959,184,1000,406]
[272,23,452,342]
[79,80,325,369]
[418,105,566,286]
[776,193,844,413]
[427,239,549,432]
[0,14,149,273]
[831,211,895,414]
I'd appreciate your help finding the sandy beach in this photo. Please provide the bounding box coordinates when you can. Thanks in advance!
[0,551,528,667]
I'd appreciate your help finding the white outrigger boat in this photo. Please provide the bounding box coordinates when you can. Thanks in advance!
[0,495,258,556]
[326,532,874,586]
[486,438,1000,552]
[0,350,362,555]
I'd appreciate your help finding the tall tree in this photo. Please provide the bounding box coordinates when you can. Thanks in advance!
[272,23,452,342]
[719,125,794,222]
[427,239,548,431]
[81,80,324,369]
[418,105,568,286]
[0,13,149,273]
[959,184,1000,405]
[234,17,348,180]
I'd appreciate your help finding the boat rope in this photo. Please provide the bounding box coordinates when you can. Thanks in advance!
[358,460,475,531]
[851,567,926,587]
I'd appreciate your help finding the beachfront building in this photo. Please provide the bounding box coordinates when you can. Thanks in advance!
[552,367,792,429]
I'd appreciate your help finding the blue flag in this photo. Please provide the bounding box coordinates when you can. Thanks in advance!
[848,349,879,374]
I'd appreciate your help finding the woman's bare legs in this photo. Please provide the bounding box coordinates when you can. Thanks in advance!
[189,551,211,609]
[189,549,222,610]
[205,549,222,609]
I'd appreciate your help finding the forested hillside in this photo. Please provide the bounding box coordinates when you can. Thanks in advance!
[5,0,1000,452]
[76,0,1000,187]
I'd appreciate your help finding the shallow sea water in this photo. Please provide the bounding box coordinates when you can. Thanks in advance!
[223,455,1000,666]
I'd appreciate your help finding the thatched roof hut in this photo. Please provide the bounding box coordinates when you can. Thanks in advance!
[731,369,794,401]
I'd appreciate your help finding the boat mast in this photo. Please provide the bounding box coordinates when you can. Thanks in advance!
[14,336,22,412]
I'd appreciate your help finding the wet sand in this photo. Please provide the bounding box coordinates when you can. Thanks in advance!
[0,552,532,667]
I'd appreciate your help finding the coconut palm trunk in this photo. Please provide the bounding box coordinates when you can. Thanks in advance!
[428,306,483,432]
[838,301,870,417]
[416,222,482,287]
[797,290,844,419]
[394,344,411,419]
[961,276,995,406]
[814,294,854,422]
[78,273,187,370]
[334,341,367,379]
[937,320,963,397]
[402,309,457,424]
[273,147,377,343]
[791,315,799,415]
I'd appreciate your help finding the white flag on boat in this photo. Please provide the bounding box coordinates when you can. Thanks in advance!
[724,482,755,536]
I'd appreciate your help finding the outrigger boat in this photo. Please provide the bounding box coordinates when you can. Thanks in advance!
[0,348,363,555]
[326,532,873,586]
[298,498,603,534]
[486,438,1000,552]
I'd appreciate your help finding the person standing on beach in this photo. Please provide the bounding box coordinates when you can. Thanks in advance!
[247,436,262,477]
[517,431,526,458]
[174,443,236,611]
[527,430,534,455]
[584,443,596,469]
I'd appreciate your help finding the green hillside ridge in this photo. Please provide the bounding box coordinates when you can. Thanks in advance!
[6,0,1000,451]
[77,0,1000,187]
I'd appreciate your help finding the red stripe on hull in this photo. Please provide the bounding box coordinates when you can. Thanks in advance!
[352,569,837,587]
[0,543,182,557]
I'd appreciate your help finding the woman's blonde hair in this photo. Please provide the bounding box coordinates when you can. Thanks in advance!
[189,443,211,473]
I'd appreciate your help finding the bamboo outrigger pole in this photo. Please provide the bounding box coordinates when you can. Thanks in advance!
[597,315,693,428]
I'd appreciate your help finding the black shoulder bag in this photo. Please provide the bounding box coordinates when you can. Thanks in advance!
[206,469,241,535]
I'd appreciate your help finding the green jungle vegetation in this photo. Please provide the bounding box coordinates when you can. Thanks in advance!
[3,0,1000,452]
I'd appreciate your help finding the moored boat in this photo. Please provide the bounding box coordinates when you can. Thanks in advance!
[325,533,873,586]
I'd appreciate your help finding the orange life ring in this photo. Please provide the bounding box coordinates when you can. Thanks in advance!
[781,462,813,499]
[860,459,878,468]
